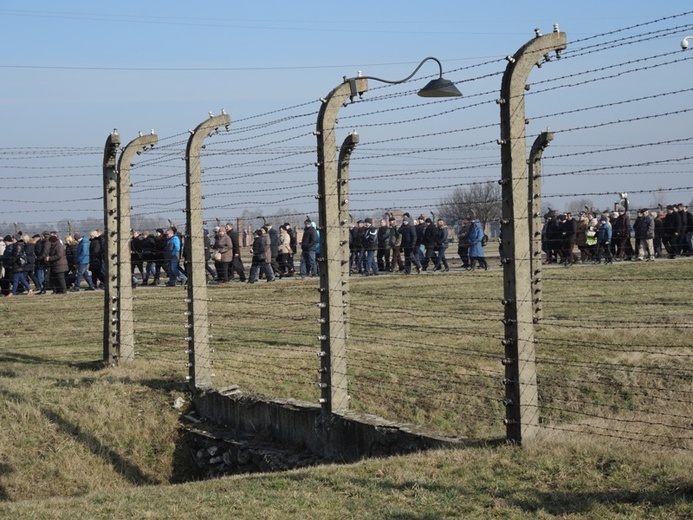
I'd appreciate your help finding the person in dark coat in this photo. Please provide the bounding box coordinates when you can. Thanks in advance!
[457,218,471,269]
[263,222,280,276]
[560,212,578,266]
[652,211,664,258]
[376,219,392,272]
[45,234,68,294]
[663,205,682,258]
[434,219,450,272]
[612,208,632,261]
[350,221,364,274]
[88,230,106,288]
[24,234,41,291]
[678,204,692,256]
[130,230,145,284]
[545,213,562,264]
[467,218,488,271]
[399,214,421,275]
[362,218,379,276]
[33,233,47,291]
[300,218,318,279]
[388,217,403,272]
[415,215,427,265]
[64,235,78,289]
[5,235,33,297]
[152,228,167,285]
[1,235,14,296]
[421,218,438,271]
[248,229,275,283]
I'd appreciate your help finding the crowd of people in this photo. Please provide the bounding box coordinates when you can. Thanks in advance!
[0,213,489,296]
[346,213,488,276]
[540,203,693,265]
[0,230,102,297]
[2,202,690,297]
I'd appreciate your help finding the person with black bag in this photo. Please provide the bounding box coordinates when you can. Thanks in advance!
[6,235,33,297]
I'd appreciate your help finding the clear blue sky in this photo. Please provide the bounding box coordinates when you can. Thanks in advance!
[1,1,692,227]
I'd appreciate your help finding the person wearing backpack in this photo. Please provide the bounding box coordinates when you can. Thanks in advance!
[6,235,34,297]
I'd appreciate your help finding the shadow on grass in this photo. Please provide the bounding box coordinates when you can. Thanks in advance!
[330,471,693,517]
[0,352,111,373]
[502,486,693,515]
[0,386,158,487]
[0,351,81,367]
[0,464,13,501]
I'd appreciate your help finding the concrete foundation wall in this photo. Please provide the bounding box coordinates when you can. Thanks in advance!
[194,388,463,462]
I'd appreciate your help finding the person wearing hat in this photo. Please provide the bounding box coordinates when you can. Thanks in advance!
[560,213,578,266]
[612,208,633,261]
[388,217,403,272]
[139,229,157,286]
[71,233,96,292]
[263,222,280,277]
[634,209,655,261]
[466,217,488,271]
[299,218,317,279]
[149,228,167,285]
[362,218,378,276]
[277,224,293,277]
[376,219,392,273]
[433,219,450,272]
[284,222,297,275]
[421,218,438,271]
[544,213,562,264]
[415,215,427,265]
[663,205,681,258]
[247,229,275,284]
[164,228,187,287]
[350,220,365,274]
[595,216,613,264]
[584,217,599,262]
[398,213,421,274]
[1,235,17,296]
[4,234,33,298]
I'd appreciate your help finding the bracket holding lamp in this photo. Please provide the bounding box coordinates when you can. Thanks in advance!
[345,56,462,102]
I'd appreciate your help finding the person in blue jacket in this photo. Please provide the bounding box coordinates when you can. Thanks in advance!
[165,228,187,286]
[467,218,488,271]
[595,216,613,264]
[71,233,96,291]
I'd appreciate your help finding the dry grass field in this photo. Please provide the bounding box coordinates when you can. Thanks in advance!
[0,258,691,518]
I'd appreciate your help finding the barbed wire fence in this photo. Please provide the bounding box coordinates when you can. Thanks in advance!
[0,11,691,450]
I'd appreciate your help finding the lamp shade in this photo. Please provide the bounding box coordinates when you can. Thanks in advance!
[417,77,462,97]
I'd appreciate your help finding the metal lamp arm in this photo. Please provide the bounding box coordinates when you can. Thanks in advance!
[359,56,443,85]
